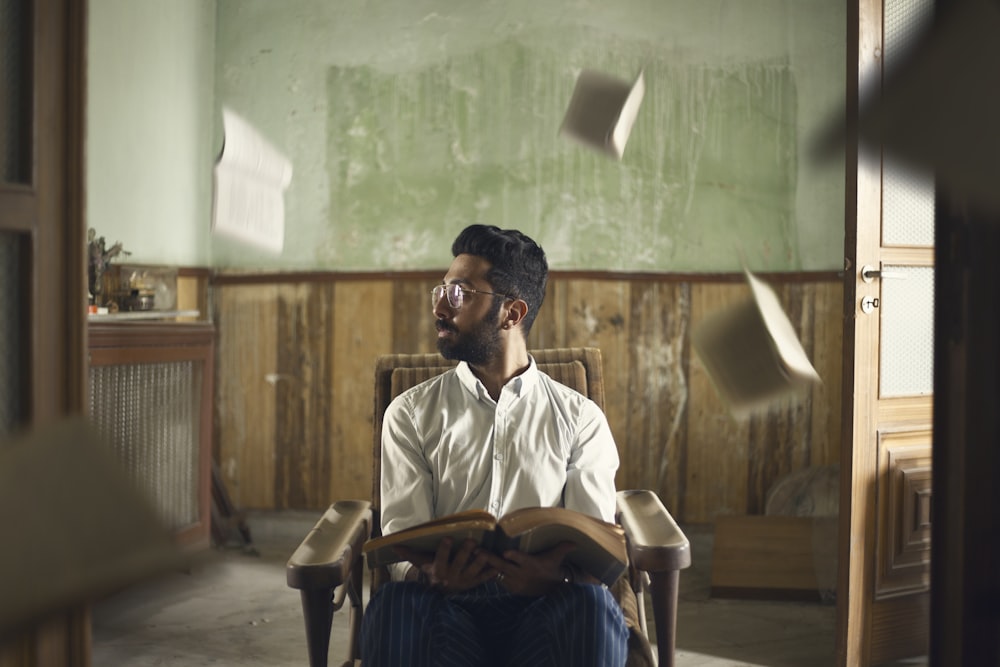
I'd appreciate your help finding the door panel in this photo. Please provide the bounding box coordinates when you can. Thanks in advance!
[875,431,931,597]
[841,0,935,664]
[0,0,88,664]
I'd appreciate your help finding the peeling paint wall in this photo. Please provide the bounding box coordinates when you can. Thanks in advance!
[212,0,845,272]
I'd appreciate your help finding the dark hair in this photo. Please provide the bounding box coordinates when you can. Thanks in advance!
[451,224,548,334]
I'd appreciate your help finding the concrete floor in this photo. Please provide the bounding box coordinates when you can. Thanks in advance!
[90,512,909,666]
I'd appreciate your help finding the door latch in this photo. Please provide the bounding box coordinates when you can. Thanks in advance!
[861,296,880,314]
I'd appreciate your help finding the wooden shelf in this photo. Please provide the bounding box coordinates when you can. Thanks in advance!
[87,309,201,322]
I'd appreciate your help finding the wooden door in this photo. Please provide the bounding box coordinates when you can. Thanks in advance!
[839,0,935,664]
[0,0,88,663]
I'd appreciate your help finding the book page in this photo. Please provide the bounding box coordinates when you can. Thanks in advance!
[212,108,293,253]
[610,70,645,158]
[558,69,632,158]
[692,270,821,416]
[498,507,626,586]
[745,269,821,382]
[363,515,497,568]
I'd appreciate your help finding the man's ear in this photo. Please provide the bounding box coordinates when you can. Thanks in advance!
[504,299,529,330]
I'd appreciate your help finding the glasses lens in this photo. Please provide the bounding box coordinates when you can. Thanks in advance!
[446,284,463,308]
[432,284,463,308]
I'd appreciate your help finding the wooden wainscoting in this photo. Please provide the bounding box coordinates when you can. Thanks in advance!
[212,271,842,523]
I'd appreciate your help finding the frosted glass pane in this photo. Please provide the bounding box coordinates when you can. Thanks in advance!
[882,0,935,247]
[880,266,934,397]
[885,0,934,74]
[883,155,935,247]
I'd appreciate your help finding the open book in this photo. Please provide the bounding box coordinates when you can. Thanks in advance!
[559,69,645,160]
[363,506,627,587]
[692,269,822,417]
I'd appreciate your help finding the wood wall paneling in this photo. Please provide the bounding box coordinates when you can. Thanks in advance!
[213,273,843,523]
[331,281,394,503]
[622,280,690,514]
[215,285,279,509]
[686,282,753,521]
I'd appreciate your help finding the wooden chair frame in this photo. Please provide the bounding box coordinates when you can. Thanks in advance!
[287,348,690,666]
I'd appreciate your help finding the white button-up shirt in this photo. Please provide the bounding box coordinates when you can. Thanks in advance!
[379,357,620,579]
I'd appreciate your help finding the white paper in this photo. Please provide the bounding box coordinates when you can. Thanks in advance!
[691,268,821,417]
[559,69,645,160]
[212,108,293,253]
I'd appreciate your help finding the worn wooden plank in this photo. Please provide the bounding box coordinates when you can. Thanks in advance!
[271,283,340,509]
[562,279,631,471]
[393,277,438,354]
[742,283,813,513]
[214,284,279,509]
[809,281,844,467]
[331,280,394,503]
[686,282,753,522]
[624,280,690,513]
[529,279,568,350]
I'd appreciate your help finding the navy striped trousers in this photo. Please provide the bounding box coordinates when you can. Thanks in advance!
[360,580,628,667]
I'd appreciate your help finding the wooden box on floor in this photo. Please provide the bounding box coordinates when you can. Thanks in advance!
[710,515,837,602]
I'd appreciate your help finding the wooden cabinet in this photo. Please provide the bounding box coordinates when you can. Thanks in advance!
[87,321,215,549]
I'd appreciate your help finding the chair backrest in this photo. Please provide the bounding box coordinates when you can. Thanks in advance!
[370,347,606,531]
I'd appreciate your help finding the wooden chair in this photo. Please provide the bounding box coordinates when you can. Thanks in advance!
[286,348,691,666]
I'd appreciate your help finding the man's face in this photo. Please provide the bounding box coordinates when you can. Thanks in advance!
[434,254,505,365]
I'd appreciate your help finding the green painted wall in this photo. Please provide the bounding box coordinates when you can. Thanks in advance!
[87,1,845,272]
[87,0,216,266]
[213,0,845,272]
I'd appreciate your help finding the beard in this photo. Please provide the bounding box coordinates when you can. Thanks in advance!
[436,304,504,366]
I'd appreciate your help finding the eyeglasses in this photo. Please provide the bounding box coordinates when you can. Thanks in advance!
[431,283,511,309]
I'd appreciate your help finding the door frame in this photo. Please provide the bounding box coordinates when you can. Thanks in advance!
[0,0,88,664]
[837,0,883,662]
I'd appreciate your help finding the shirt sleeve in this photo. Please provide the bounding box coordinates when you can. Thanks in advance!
[563,399,619,523]
[379,393,435,581]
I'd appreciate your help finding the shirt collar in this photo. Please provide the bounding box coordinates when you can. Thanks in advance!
[455,355,539,402]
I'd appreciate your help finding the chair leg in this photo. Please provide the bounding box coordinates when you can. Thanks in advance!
[299,587,334,667]
[345,556,365,662]
[649,569,680,667]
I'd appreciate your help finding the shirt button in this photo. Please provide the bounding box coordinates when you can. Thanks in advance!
[495,453,503,461]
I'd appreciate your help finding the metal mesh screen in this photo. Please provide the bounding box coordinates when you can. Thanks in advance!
[89,360,203,531]
[1,0,30,184]
[0,232,23,437]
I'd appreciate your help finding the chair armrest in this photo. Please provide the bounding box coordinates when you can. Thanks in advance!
[617,489,691,572]
[286,500,372,590]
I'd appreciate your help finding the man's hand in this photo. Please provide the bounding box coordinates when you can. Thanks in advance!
[483,541,578,597]
[394,537,498,593]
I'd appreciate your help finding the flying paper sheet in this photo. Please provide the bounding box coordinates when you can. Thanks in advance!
[559,69,645,160]
[692,269,821,417]
[212,108,293,253]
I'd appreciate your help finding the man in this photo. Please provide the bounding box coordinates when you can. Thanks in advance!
[360,225,628,666]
